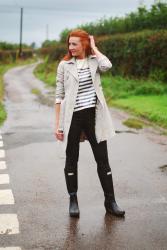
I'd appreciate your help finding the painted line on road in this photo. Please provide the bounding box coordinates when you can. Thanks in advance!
[0,174,10,184]
[0,149,5,158]
[0,248,21,250]
[0,190,15,205]
[0,133,22,249]
[0,161,7,170]
[0,214,20,234]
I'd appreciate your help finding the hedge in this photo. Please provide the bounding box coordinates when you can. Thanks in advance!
[40,29,167,82]
[0,49,35,63]
[97,29,167,81]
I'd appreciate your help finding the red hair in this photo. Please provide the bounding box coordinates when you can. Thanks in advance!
[63,29,93,61]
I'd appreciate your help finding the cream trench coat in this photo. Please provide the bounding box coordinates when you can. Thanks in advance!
[55,54,116,152]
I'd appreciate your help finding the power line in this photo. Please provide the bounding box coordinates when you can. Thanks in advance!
[0,10,19,13]
[0,4,120,15]
[0,4,93,13]
[0,4,62,11]
[0,4,17,8]
[19,7,23,57]
[0,5,64,15]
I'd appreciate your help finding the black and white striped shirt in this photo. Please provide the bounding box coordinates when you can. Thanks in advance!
[74,58,97,112]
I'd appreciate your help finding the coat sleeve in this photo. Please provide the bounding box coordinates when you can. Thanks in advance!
[96,55,112,72]
[55,61,65,104]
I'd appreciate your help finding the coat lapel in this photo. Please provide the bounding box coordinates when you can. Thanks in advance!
[66,55,98,83]
[66,57,79,82]
[88,55,98,82]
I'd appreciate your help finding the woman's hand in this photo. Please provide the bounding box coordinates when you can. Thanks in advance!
[89,34,106,59]
[89,35,96,50]
[55,129,64,141]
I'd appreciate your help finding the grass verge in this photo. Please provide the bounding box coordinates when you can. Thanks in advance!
[110,95,167,129]
[122,118,145,129]
[34,61,167,130]
[34,58,57,87]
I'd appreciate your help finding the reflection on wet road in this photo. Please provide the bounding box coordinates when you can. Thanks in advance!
[0,63,167,249]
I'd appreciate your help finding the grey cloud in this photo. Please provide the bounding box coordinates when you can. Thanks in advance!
[0,0,155,45]
[2,0,155,13]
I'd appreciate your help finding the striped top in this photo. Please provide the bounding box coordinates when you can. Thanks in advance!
[74,58,97,112]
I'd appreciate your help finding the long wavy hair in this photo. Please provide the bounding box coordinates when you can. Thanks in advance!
[63,29,93,61]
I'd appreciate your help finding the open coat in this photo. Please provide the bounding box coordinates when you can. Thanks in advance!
[55,54,116,152]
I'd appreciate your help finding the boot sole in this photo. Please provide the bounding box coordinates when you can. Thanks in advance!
[70,212,80,218]
[105,208,125,217]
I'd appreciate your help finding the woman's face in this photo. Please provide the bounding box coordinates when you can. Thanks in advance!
[68,36,85,59]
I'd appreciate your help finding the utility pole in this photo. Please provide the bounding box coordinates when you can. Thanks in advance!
[46,24,49,40]
[19,7,23,58]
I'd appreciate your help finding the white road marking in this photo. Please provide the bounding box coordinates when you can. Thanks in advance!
[0,135,21,249]
[0,248,21,250]
[0,149,5,158]
[0,174,10,184]
[0,190,15,205]
[0,214,20,234]
[0,161,7,170]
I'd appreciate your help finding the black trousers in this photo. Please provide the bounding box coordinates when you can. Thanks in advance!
[64,107,115,198]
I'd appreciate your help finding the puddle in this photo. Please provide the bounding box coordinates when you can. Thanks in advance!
[159,164,167,172]
[115,130,138,134]
[2,130,54,149]
[35,94,54,107]
[2,132,15,135]
[158,142,167,146]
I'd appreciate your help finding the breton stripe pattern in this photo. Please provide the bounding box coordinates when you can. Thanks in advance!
[74,59,97,112]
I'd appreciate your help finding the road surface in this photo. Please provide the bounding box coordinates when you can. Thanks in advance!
[0,62,167,250]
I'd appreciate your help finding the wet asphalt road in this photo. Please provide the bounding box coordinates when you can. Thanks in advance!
[0,62,167,250]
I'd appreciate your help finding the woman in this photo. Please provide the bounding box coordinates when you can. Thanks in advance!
[55,29,125,218]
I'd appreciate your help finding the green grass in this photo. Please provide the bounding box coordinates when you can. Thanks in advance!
[0,64,13,125]
[31,88,41,96]
[101,74,167,100]
[34,60,167,130]
[123,118,144,129]
[101,74,167,129]
[111,95,167,128]
[0,103,7,125]
[34,59,57,87]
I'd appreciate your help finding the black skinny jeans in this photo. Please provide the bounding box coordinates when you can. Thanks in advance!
[65,107,111,172]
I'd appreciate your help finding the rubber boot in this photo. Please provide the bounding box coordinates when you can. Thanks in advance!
[69,193,80,218]
[64,168,80,217]
[97,165,125,217]
[104,194,125,217]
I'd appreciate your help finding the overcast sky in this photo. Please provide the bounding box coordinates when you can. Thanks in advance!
[0,0,156,47]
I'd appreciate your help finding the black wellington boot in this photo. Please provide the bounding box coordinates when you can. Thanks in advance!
[104,195,125,217]
[69,193,80,218]
[97,165,125,217]
[64,168,80,218]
